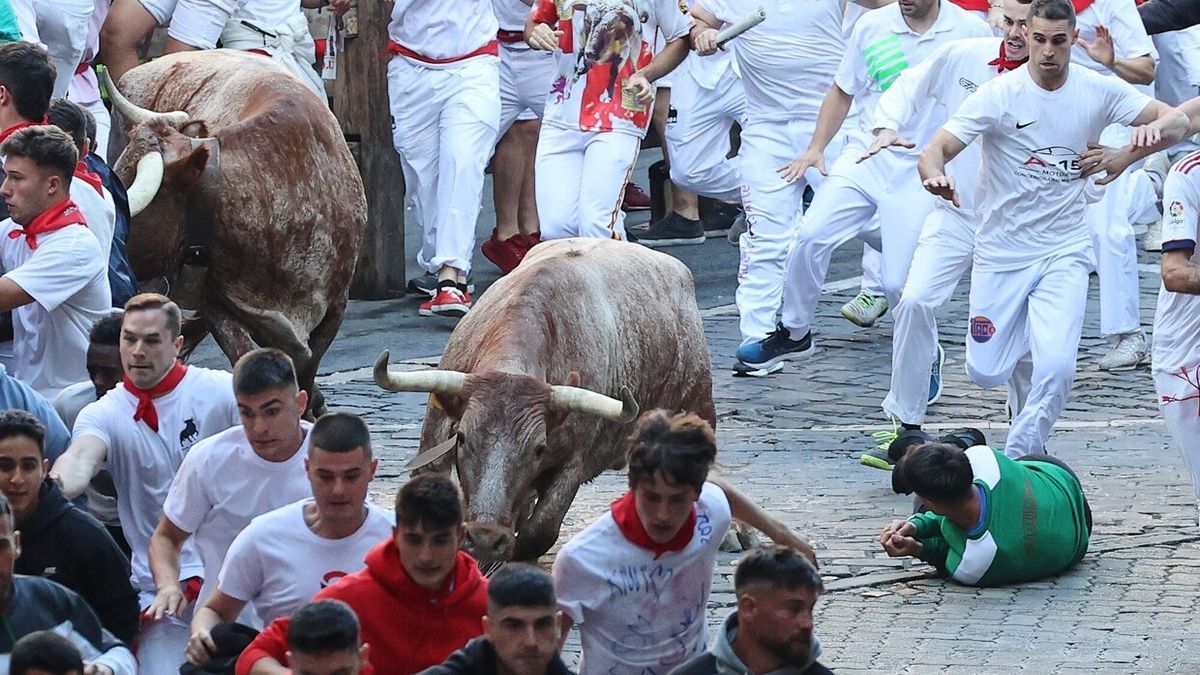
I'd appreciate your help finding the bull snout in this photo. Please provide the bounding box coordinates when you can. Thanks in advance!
[465,522,516,562]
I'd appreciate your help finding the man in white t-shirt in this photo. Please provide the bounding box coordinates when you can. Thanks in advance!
[860,0,1032,468]
[1151,151,1200,527]
[734,0,991,376]
[50,293,240,674]
[526,0,690,241]
[552,409,817,674]
[184,412,391,668]
[146,348,315,633]
[917,0,1187,458]
[0,125,110,400]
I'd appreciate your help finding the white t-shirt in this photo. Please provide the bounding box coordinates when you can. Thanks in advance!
[162,421,314,608]
[703,0,844,124]
[72,367,240,602]
[389,0,499,63]
[0,222,110,400]
[834,1,990,153]
[942,65,1152,272]
[552,482,732,674]
[69,178,115,262]
[871,36,1006,214]
[1072,0,1156,77]
[493,0,532,32]
[53,380,94,431]
[172,0,300,49]
[537,0,690,136]
[1153,152,1200,372]
[218,499,395,624]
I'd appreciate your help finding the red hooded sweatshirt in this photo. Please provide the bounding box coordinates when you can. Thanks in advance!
[236,540,488,675]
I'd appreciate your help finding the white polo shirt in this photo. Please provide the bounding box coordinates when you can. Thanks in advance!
[552,482,732,674]
[942,65,1152,272]
[218,499,395,624]
[162,421,314,608]
[1153,152,1200,373]
[72,367,240,604]
[0,221,110,400]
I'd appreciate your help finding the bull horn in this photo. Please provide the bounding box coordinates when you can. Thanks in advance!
[549,384,640,423]
[373,350,467,395]
[102,68,190,127]
[126,152,165,217]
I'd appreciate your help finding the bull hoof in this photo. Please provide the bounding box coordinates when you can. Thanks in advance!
[720,521,761,553]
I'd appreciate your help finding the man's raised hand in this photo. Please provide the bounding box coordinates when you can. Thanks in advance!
[859,129,915,163]
[777,148,827,183]
[922,174,960,207]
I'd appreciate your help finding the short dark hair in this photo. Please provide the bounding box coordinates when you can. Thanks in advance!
[47,99,88,154]
[90,311,124,346]
[0,42,55,122]
[395,473,463,531]
[11,630,84,675]
[0,125,78,182]
[893,443,975,503]
[123,293,182,339]
[288,600,361,656]
[310,413,373,458]
[488,563,556,609]
[625,410,716,491]
[734,546,824,596]
[233,348,298,396]
[1028,0,1075,26]
[0,409,45,457]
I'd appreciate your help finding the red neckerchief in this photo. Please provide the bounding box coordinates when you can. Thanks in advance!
[74,161,104,195]
[0,120,42,146]
[610,492,696,559]
[1073,0,1095,12]
[988,43,1028,73]
[7,197,87,250]
[124,363,188,432]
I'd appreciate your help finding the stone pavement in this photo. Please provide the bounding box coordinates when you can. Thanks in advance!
[303,231,1200,673]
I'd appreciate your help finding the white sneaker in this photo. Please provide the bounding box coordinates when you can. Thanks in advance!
[1098,331,1149,371]
[840,292,889,328]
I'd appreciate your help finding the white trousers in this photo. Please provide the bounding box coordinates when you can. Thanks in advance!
[860,242,884,296]
[882,205,976,424]
[1155,364,1200,525]
[135,609,191,674]
[499,43,556,135]
[24,0,94,98]
[965,251,1091,457]
[663,56,745,201]
[780,150,934,337]
[535,125,639,240]
[1088,125,1141,337]
[389,55,500,275]
[735,117,831,343]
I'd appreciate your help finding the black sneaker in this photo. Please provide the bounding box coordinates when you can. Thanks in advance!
[637,212,705,248]
[701,201,743,238]
[407,274,474,297]
[735,324,813,371]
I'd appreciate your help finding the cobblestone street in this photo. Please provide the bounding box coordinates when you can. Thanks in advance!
[193,194,1200,672]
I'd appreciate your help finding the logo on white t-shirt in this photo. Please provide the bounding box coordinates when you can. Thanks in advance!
[180,418,199,449]
[321,570,350,589]
[1018,146,1079,182]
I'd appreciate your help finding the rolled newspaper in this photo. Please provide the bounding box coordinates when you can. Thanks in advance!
[714,7,766,47]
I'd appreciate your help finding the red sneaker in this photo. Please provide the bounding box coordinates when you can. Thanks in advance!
[419,286,472,317]
[622,182,652,211]
[481,229,526,274]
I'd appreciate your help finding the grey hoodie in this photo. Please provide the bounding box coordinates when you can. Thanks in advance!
[669,611,828,675]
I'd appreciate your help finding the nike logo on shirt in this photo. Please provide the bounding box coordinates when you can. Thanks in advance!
[1017,120,1036,129]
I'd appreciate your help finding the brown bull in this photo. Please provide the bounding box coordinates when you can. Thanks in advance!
[106,50,366,412]
[375,238,714,561]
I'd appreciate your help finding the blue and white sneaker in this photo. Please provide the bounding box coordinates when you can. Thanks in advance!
[733,325,813,375]
[928,343,946,405]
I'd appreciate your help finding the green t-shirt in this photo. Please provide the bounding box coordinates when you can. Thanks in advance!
[908,446,1090,587]
[0,0,22,44]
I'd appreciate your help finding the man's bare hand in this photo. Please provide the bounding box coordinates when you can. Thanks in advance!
[624,73,654,107]
[858,129,915,163]
[329,0,351,15]
[526,23,563,51]
[83,664,114,675]
[777,148,827,183]
[882,532,924,557]
[1076,24,1115,67]
[1079,142,1135,185]
[922,174,960,207]
[772,530,820,569]
[186,628,217,666]
[146,585,188,620]
[693,27,720,56]
[1129,124,1164,149]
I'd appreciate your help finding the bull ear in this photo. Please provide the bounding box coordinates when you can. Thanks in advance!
[164,145,210,189]
[179,121,210,138]
[430,393,465,420]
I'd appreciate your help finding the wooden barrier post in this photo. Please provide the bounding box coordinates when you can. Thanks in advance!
[333,0,406,299]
